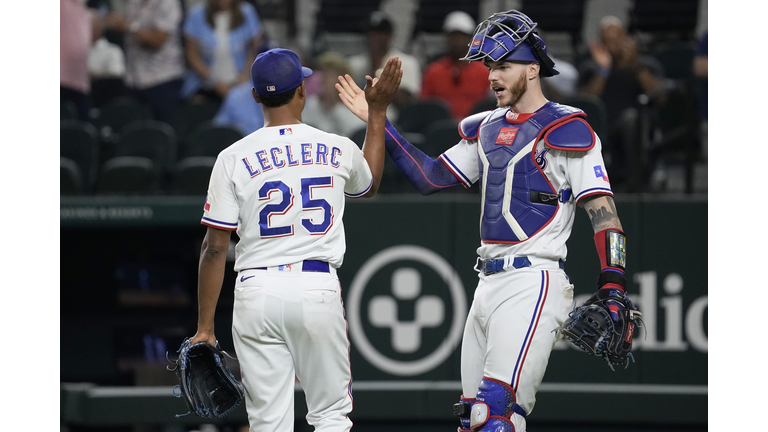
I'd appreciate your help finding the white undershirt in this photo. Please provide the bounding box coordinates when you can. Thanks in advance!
[208,11,238,86]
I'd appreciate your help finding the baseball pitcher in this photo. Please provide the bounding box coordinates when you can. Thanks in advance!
[188,48,402,431]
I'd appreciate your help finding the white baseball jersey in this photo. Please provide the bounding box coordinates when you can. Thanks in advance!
[202,122,369,432]
[201,123,373,271]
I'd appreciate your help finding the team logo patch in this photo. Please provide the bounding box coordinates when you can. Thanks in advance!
[266,85,276,91]
[204,195,211,211]
[594,166,609,182]
[280,128,293,135]
[495,127,518,145]
[535,148,548,169]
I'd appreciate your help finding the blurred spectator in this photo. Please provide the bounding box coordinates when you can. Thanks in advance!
[693,29,707,157]
[577,15,666,190]
[302,51,367,137]
[536,29,579,103]
[87,35,127,107]
[212,81,264,135]
[180,0,264,104]
[419,11,491,120]
[103,0,186,122]
[541,53,578,102]
[348,11,422,112]
[61,0,101,122]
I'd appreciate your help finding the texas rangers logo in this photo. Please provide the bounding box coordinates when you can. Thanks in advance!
[495,127,518,145]
[535,148,548,170]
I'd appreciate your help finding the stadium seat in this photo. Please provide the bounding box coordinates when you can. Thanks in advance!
[169,157,216,195]
[61,99,78,120]
[61,119,100,192]
[90,96,154,138]
[654,41,697,81]
[61,157,84,196]
[395,99,453,134]
[628,0,699,40]
[110,119,177,173]
[412,0,479,34]
[422,119,460,155]
[95,156,159,195]
[469,97,497,115]
[168,100,221,146]
[315,0,381,34]
[519,0,586,56]
[182,121,244,158]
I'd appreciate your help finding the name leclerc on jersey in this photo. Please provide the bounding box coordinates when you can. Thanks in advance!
[241,141,343,178]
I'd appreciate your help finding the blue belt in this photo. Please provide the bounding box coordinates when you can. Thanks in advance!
[247,260,330,273]
[476,257,564,275]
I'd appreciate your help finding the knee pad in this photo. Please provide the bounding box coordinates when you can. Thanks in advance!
[469,377,527,431]
[452,396,474,432]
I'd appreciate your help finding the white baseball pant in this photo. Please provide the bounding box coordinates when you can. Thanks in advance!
[461,262,574,418]
[232,264,353,432]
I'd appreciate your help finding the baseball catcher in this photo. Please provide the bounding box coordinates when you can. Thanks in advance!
[167,338,245,419]
[559,229,644,369]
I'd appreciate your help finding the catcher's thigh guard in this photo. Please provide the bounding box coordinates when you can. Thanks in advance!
[470,378,527,431]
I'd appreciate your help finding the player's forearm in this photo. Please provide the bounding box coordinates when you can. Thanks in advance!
[581,195,627,291]
[580,195,622,233]
[361,107,388,196]
[196,233,229,332]
[383,120,461,194]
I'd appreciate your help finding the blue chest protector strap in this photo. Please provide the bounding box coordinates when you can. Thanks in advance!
[384,119,462,194]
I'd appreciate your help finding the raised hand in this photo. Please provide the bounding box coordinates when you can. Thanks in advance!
[336,74,373,122]
[364,56,403,115]
[589,40,612,71]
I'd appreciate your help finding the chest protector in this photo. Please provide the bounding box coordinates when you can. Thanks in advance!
[472,102,593,243]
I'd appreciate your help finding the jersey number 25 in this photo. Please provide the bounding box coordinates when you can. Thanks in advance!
[258,176,334,238]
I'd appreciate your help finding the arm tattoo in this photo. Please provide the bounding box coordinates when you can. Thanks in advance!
[588,206,619,231]
[581,196,623,232]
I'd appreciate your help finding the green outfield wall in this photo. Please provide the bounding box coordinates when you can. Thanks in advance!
[60,194,707,429]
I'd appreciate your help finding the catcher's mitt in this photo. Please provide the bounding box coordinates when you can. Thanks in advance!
[167,338,245,419]
[559,287,643,369]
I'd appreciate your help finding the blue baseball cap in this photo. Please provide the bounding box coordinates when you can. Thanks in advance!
[250,48,313,96]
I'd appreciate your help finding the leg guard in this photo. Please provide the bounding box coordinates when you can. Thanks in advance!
[470,377,527,431]
[453,396,475,432]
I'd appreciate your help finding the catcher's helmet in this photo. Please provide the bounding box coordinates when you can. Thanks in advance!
[461,10,559,77]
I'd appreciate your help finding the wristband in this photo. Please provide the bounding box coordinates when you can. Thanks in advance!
[594,228,626,271]
[595,228,626,291]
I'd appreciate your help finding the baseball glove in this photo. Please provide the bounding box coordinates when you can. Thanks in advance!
[559,287,643,369]
[167,338,245,419]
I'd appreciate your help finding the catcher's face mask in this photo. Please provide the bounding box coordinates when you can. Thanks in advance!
[461,10,559,77]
